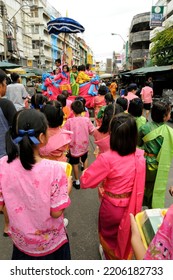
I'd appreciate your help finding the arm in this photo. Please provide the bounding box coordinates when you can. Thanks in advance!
[80,154,109,189]
[50,165,71,219]
[130,213,146,260]
[50,209,63,218]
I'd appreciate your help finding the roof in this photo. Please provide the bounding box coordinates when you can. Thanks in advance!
[123,65,173,76]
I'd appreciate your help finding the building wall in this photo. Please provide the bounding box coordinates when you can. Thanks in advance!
[128,12,151,69]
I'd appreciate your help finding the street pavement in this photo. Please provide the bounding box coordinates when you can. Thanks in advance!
[0,117,173,260]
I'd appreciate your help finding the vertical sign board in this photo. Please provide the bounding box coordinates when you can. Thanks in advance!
[150,6,164,28]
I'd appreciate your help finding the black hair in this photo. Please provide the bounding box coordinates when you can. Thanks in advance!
[71,100,84,114]
[31,93,48,109]
[98,85,107,96]
[75,96,86,108]
[62,64,70,72]
[11,72,19,83]
[128,98,143,117]
[105,93,114,105]
[61,90,69,99]
[110,113,137,156]
[6,109,48,170]
[72,65,78,70]
[127,83,137,92]
[151,101,171,123]
[79,64,86,71]
[145,81,150,86]
[98,103,124,134]
[86,63,91,70]
[41,103,63,128]
[55,58,61,64]
[0,69,7,84]
[57,94,67,107]
[116,97,128,111]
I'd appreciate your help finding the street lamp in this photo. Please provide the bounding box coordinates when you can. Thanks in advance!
[111,33,126,44]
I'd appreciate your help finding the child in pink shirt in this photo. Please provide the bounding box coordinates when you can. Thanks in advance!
[94,85,107,126]
[40,102,72,162]
[140,81,153,120]
[64,100,95,189]
[0,109,72,260]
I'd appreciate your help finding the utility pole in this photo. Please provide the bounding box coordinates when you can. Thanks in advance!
[0,1,7,60]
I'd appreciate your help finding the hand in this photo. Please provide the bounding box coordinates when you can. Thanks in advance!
[169,186,173,196]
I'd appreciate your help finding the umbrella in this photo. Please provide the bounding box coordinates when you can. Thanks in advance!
[99,73,113,79]
[47,17,85,36]
[0,61,21,69]
[6,67,26,74]
[47,17,85,65]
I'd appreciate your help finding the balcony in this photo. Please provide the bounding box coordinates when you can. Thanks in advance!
[130,49,149,61]
[129,30,150,44]
[130,12,150,32]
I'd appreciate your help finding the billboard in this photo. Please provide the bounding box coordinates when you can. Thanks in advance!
[150,6,164,28]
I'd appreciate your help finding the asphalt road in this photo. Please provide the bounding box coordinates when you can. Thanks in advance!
[0,120,173,260]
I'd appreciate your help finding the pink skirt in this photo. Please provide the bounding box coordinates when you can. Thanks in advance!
[99,198,127,259]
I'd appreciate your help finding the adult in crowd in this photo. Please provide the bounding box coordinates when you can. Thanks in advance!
[6,72,29,111]
[0,69,17,237]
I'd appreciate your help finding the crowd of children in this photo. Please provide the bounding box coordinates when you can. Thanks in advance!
[1,64,173,261]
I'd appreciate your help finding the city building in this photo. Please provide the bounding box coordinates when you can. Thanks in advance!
[0,0,93,70]
[128,12,152,69]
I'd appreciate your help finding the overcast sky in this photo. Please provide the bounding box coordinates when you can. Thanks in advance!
[47,0,158,62]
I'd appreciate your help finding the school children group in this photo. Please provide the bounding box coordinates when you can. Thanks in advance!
[0,67,173,261]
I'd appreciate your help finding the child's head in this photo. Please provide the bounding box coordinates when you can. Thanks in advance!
[6,109,48,170]
[86,63,91,71]
[55,58,61,67]
[72,65,78,72]
[31,94,48,109]
[110,113,137,156]
[10,72,20,83]
[128,98,143,117]
[127,83,137,92]
[151,101,171,123]
[61,90,69,99]
[62,64,69,72]
[41,103,63,128]
[0,69,7,97]
[57,94,67,107]
[116,97,128,111]
[79,64,86,71]
[98,103,123,134]
[98,85,107,96]
[105,93,114,105]
[75,96,86,109]
[71,100,84,115]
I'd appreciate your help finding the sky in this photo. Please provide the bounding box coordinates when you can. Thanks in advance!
[47,0,157,62]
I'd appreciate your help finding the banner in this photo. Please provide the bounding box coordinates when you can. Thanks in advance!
[150,6,164,28]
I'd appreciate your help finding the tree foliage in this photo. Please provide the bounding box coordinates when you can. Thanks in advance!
[150,26,173,66]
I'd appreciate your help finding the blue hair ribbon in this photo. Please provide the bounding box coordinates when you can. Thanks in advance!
[13,129,40,145]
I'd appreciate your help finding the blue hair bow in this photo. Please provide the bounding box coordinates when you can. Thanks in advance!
[13,129,40,145]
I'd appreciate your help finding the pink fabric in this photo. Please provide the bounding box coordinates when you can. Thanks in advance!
[140,86,153,103]
[93,129,110,154]
[68,110,89,119]
[0,157,71,256]
[64,116,95,157]
[124,92,139,109]
[80,149,145,259]
[94,95,106,126]
[39,127,73,162]
[144,205,173,260]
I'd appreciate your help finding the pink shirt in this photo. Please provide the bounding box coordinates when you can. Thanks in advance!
[140,86,153,103]
[64,116,95,157]
[0,157,70,256]
[80,149,145,207]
